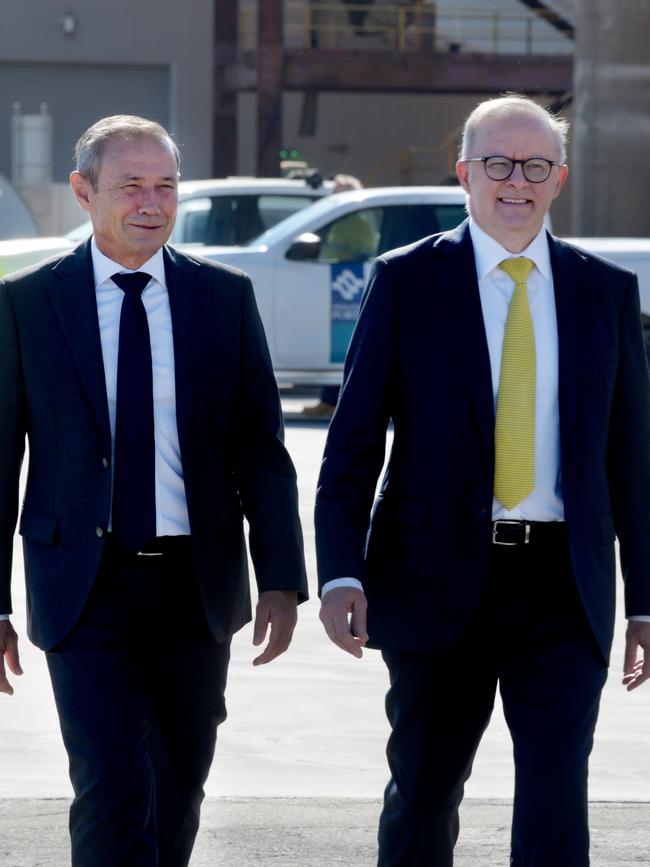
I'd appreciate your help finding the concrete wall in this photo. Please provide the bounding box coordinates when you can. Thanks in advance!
[572,0,650,235]
[0,0,214,180]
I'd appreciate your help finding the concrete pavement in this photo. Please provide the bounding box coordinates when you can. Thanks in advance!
[1,798,649,866]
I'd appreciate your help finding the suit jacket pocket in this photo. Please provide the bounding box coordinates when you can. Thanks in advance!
[19,508,58,545]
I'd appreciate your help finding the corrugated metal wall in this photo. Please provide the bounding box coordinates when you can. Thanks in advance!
[0,63,170,182]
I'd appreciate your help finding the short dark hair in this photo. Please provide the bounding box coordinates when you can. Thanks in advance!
[74,115,180,189]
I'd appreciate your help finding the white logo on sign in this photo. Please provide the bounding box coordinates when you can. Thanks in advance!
[332,269,364,302]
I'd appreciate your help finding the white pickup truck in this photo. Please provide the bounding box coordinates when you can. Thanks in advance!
[562,237,650,363]
[198,186,469,385]
[0,176,332,277]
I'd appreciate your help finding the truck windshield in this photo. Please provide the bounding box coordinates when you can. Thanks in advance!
[245,194,351,247]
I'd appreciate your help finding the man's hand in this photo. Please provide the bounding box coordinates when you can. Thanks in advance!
[319,587,368,658]
[623,621,650,691]
[0,620,23,696]
[252,591,298,666]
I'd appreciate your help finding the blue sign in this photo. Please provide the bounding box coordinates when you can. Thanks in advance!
[330,263,365,363]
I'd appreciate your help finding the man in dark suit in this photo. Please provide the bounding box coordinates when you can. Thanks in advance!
[0,115,307,867]
[315,95,650,866]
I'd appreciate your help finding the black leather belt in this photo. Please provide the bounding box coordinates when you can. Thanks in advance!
[492,520,566,546]
[137,535,192,556]
[106,533,191,557]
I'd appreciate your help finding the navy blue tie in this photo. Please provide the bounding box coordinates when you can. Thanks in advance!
[111,271,156,552]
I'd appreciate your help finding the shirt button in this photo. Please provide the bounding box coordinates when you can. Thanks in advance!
[95,526,104,538]
[102,457,109,469]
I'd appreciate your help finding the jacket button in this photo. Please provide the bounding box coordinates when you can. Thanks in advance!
[102,457,109,469]
[480,508,489,518]
[95,526,104,538]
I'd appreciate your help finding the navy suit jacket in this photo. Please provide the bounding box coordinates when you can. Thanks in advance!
[0,240,307,650]
[315,221,650,662]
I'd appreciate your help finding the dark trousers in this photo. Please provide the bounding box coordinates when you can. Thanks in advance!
[46,538,231,867]
[377,529,608,867]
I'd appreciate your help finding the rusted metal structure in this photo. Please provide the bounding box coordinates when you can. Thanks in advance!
[214,2,574,177]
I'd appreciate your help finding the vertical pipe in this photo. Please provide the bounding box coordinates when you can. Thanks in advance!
[492,11,500,54]
[213,0,238,177]
[305,3,312,49]
[257,0,284,176]
[398,8,406,51]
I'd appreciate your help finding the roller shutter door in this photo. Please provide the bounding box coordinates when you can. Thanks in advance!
[0,62,170,181]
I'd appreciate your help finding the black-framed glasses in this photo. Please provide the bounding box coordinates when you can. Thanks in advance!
[463,155,561,183]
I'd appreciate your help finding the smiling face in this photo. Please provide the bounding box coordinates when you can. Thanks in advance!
[456,111,568,253]
[70,135,178,269]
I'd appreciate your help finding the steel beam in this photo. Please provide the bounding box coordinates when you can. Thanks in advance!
[224,49,572,96]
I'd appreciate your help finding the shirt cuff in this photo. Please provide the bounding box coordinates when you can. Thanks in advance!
[628,615,650,622]
[321,577,364,596]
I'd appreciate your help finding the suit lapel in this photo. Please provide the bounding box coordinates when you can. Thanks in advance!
[549,233,589,463]
[48,240,111,441]
[429,221,495,467]
[163,246,206,453]
[424,227,588,488]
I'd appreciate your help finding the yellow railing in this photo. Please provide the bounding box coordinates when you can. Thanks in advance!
[239,2,574,55]
[294,2,431,51]
[239,2,256,53]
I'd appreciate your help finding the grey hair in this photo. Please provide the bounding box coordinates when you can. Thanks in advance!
[74,115,180,189]
[459,94,569,163]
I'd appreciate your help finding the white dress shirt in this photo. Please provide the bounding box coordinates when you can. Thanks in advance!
[471,219,563,521]
[92,239,190,537]
[321,222,650,621]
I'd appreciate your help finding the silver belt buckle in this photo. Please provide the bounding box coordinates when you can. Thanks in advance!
[492,520,531,546]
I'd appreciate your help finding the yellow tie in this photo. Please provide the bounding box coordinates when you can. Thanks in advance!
[494,257,536,511]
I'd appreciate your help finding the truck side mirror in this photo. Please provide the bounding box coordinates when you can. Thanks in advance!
[285,233,322,261]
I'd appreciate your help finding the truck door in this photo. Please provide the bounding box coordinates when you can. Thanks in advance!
[273,206,381,370]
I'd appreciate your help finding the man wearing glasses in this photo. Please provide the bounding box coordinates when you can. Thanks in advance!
[315,95,650,865]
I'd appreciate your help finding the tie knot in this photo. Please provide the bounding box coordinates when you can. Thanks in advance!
[499,257,534,286]
[112,271,152,296]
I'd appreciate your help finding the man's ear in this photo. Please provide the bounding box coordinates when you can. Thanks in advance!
[552,163,569,200]
[456,160,471,194]
[69,171,94,213]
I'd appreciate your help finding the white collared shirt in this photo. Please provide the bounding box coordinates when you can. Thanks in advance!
[469,218,563,522]
[92,238,190,536]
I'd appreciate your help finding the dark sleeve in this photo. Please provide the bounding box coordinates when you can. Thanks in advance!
[0,280,27,614]
[232,275,308,600]
[315,257,396,590]
[607,273,650,616]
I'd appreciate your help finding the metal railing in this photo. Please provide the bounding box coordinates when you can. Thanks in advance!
[239,2,575,55]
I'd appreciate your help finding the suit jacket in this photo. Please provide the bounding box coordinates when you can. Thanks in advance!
[315,220,650,662]
[0,240,307,651]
